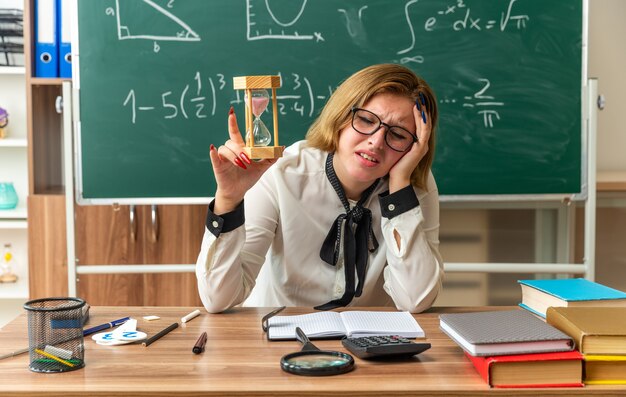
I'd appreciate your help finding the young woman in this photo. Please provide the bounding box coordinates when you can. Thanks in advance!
[197,63,443,313]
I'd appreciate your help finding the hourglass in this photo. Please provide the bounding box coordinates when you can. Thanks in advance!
[233,75,285,159]
[245,89,272,147]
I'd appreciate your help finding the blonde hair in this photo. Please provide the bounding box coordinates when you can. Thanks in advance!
[306,63,437,190]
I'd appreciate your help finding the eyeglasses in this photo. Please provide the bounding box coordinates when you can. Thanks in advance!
[351,107,417,152]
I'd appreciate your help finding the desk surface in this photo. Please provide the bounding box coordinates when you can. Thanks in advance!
[1,306,625,396]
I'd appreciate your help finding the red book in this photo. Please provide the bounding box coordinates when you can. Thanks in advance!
[466,350,584,388]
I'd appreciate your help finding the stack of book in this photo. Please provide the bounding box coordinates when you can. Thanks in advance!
[547,307,626,385]
[440,309,583,388]
[518,278,626,318]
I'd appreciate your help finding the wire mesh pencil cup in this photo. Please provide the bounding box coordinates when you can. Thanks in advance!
[23,297,86,373]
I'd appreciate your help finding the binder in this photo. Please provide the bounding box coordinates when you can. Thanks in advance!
[57,0,71,78]
[35,0,58,77]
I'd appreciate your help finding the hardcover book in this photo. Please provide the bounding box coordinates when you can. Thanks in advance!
[518,278,626,318]
[466,350,584,388]
[266,311,424,340]
[439,310,574,356]
[546,306,626,355]
[584,355,626,385]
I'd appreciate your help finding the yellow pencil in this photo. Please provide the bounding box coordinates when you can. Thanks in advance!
[34,348,75,367]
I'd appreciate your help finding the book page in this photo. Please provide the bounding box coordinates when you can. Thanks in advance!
[340,311,425,338]
[267,312,347,340]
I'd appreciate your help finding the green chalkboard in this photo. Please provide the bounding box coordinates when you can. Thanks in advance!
[76,0,583,203]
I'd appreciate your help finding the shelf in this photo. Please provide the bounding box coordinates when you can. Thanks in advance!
[0,277,29,300]
[0,220,27,229]
[0,205,27,220]
[597,171,626,192]
[0,138,27,147]
[30,77,70,86]
[0,67,25,75]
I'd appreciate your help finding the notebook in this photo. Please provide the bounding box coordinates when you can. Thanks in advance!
[439,310,574,356]
[518,278,626,318]
[266,311,424,340]
[546,306,626,355]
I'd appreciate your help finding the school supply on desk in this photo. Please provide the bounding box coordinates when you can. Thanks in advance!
[34,0,58,77]
[280,327,355,376]
[34,348,75,368]
[266,310,424,340]
[192,332,207,354]
[24,297,86,373]
[583,355,626,385]
[341,335,431,360]
[546,307,626,355]
[142,322,178,347]
[518,278,626,318]
[465,350,583,388]
[51,303,90,328]
[92,318,146,346]
[181,309,201,323]
[0,305,88,361]
[439,310,574,356]
[83,316,130,336]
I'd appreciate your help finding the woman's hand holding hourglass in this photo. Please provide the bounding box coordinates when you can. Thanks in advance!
[209,106,277,215]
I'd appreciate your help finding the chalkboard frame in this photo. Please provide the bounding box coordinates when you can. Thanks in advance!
[71,0,588,205]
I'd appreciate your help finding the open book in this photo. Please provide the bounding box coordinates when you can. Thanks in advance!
[266,311,424,340]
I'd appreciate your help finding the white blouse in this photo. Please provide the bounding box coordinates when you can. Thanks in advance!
[196,141,444,313]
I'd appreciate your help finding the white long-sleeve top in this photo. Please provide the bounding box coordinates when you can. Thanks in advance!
[196,141,444,313]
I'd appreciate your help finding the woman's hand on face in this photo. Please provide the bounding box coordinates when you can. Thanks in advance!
[209,107,276,214]
[387,102,431,193]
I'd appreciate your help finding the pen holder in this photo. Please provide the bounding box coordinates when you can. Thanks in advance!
[24,297,86,373]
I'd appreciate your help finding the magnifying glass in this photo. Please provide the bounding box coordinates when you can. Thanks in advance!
[280,327,355,376]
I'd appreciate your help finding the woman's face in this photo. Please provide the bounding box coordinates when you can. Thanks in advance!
[333,92,416,197]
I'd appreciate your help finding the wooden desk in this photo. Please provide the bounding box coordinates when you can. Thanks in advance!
[0,306,624,396]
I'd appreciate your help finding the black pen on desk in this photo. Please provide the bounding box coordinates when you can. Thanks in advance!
[143,322,178,347]
[192,332,207,354]
[83,317,130,336]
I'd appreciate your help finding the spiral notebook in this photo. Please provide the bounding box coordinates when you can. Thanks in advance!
[266,311,424,340]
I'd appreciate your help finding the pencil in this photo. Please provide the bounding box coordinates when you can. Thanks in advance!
[34,348,75,367]
[142,322,178,347]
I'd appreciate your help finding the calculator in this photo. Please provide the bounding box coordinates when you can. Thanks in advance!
[341,335,431,359]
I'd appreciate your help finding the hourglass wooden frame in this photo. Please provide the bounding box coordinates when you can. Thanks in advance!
[233,75,285,159]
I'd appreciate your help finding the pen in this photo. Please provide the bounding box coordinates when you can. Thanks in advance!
[142,323,178,347]
[417,92,427,124]
[192,332,207,354]
[181,309,201,323]
[83,317,130,336]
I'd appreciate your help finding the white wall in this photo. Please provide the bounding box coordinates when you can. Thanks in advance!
[589,0,626,171]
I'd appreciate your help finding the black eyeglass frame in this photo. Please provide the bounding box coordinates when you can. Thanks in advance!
[350,107,418,152]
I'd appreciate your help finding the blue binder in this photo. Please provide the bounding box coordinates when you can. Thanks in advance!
[57,0,71,78]
[34,0,58,78]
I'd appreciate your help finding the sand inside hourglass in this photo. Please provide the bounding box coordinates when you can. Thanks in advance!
[251,96,270,117]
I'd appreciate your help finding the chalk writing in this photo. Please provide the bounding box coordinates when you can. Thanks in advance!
[246,0,323,42]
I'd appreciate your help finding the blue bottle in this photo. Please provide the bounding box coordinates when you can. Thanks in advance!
[0,182,18,210]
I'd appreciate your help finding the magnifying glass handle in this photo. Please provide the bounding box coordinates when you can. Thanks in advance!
[295,327,320,352]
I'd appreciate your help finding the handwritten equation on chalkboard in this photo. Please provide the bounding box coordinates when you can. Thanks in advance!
[111,0,521,129]
[121,72,501,129]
